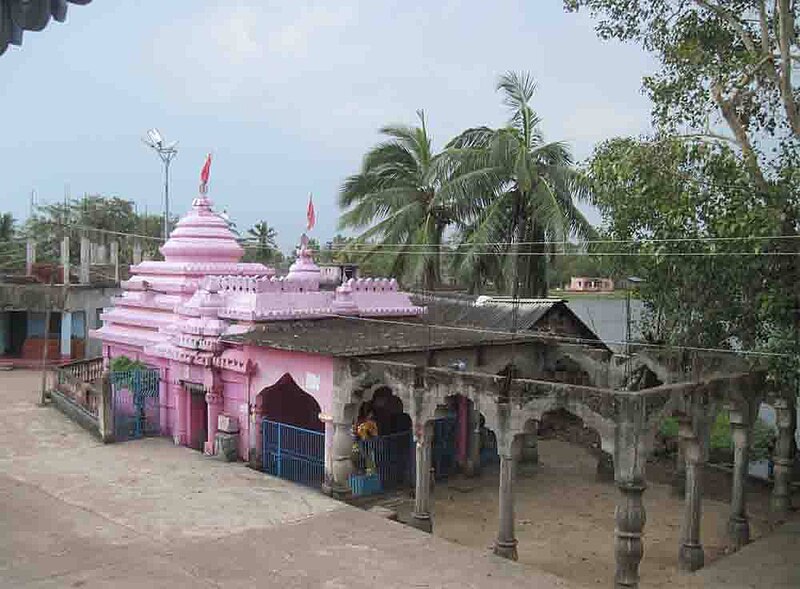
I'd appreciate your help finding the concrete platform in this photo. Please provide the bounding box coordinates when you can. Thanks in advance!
[684,516,800,589]
[0,369,577,588]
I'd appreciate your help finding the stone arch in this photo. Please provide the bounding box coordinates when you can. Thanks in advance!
[248,372,326,475]
[357,385,413,436]
[516,395,616,456]
[257,373,323,432]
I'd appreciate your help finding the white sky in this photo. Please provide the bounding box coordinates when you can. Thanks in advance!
[0,1,656,249]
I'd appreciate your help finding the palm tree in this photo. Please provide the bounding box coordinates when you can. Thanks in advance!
[338,110,451,289]
[246,221,279,264]
[445,71,595,297]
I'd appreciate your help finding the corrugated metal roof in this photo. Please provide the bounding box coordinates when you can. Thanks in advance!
[410,294,564,332]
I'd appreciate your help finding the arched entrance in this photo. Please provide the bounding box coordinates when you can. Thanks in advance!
[257,373,324,487]
[350,386,414,494]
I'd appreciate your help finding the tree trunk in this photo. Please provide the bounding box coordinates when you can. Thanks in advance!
[518,224,547,298]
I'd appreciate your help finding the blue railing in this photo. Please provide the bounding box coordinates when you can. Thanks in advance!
[354,430,413,491]
[262,419,325,488]
[110,368,160,441]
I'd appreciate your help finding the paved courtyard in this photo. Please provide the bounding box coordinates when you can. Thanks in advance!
[0,370,575,588]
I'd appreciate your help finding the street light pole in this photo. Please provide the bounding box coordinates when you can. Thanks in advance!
[143,129,178,242]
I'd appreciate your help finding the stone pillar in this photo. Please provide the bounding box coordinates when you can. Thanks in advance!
[411,420,434,532]
[110,241,120,282]
[464,406,482,477]
[173,384,187,446]
[248,397,264,470]
[457,396,469,469]
[158,371,169,435]
[728,406,752,550]
[771,397,794,519]
[132,240,143,265]
[26,239,36,275]
[614,399,648,589]
[329,420,355,498]
[204,391,223,455]
[80,236,91,284]
[320,413,334,490]
[596,450,615,482]
[678,417,704,572]
[59,311,72,360]
[61,236,70,284]
[98,370,114,443]
[493,451,518,560]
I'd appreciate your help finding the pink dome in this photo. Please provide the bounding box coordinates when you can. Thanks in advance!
[160,196,244,263]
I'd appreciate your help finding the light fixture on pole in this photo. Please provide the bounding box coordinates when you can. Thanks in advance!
[142,128,178,242]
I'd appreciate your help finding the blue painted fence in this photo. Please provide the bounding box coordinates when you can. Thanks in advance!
[353,430,414,492]
[110,368,160,441]
[262,419,325,488]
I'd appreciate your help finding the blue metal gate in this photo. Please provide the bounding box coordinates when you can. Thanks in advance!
[262,419,324,487]
[433,416,458,480]
[354,430,413,490]
[110,368,160,441]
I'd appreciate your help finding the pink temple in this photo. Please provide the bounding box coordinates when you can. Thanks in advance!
[91,189,423,457]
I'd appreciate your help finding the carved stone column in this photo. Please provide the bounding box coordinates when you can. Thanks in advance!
[173,383,187,446]
[204,391,223,455]
[493,451,518,560]
[464,407,482,477]
[728,406,752,550]
[320,413,335,492]
[411,420,434,532]
[770,397,794,519]
[329,420,355,498]
[678,417,704,571]
[614,398,648,589]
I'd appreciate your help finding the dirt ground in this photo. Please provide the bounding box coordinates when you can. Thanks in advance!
[420,439,775,588]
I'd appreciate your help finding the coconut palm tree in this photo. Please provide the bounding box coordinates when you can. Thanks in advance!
[338,110,451,289]
[446,71,595,297]
[246,221,279,264]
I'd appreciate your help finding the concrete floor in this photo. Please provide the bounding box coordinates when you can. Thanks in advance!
[0,370,576,588]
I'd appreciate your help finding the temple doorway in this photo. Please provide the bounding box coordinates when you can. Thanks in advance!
[189,388,208,452]
[257,374,324,487]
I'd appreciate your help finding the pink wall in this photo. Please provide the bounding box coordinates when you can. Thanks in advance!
[246,346,335,416]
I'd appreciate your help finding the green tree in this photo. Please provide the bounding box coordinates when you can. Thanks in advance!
[0,213,24,274]
[568,0,799,396]
[245,221,279,264]
[587,137,781,349]
[446,72,595,296]
[338,110,452,289]
[564,0,799,186]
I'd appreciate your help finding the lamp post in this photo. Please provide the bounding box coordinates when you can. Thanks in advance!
[142,128,178,242]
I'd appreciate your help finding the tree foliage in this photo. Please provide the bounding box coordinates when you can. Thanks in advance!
[338,110,452,289]
[445,72,595,296]
[243,221,280,265]
[565,0,799,186]
[24,195,165,265]
[338,74,594,294]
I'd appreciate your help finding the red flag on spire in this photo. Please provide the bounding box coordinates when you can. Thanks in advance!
[199,153,212,193]
[306,193,316,231]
